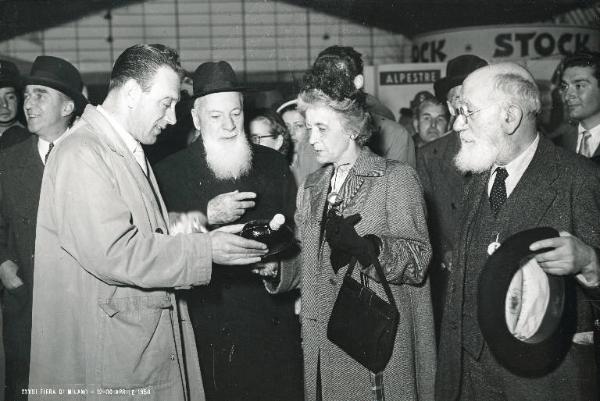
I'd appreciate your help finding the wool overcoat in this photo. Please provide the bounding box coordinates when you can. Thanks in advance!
[0,135,44,399]
[436,137,600,401]
[271,148,436,401]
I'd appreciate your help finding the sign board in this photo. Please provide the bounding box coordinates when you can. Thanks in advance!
[364,58,561,125]
[364,62,446,120]
[411,24,600,62]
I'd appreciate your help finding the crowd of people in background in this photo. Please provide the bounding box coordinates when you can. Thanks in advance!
[0,42,598,401]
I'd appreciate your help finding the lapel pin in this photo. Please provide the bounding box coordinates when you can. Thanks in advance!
[487,233,501,256]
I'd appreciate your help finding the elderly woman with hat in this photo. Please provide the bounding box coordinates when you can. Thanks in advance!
[266,52,436,400]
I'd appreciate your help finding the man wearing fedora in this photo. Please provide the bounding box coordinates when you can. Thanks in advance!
[416,54,487,339]
[0,59,29,150]
[155,61,303,401]
[436,62,600,400]
[0,55,86,400]
[28,45,268,400]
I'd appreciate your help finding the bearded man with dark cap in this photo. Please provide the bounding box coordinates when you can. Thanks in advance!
[416,54,488,340]
[155,61,303,401]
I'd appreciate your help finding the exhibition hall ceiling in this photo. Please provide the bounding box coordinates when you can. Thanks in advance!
[0,0,589,42]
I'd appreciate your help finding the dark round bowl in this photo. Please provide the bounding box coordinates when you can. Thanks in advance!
[239,219,295,257]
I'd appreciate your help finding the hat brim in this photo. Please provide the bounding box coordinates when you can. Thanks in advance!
[0,78,21,90]
[23,76,87,114]
[189,85,249,101]
[477,226,577,377]
[433,75,467,101]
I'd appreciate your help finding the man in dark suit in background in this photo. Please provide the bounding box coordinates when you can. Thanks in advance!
[436,62,600,401]
[0,60,29,150]
[0,56,86,400]
[155,61,303,401]
[416,54,487,339]
[554,51,600,159]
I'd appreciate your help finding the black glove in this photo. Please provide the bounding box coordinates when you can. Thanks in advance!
[325,212,380,272]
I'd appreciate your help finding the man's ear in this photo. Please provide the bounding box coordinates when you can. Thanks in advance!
[353,74,364,90]
[412,117,419,135]
[274,134,284,151]
[191,104,201,130]
[502,104,523,135]
[123,79,142,109]
[61,100,75,117]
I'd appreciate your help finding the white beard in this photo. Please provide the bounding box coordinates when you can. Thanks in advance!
[454,135,500,174]
[203,132,253,180]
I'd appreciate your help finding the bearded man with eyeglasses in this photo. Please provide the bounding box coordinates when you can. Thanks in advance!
[436,62,600,401]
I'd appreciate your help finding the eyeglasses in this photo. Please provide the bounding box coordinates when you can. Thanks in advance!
[455,104,493,123]
[250,134,278,144]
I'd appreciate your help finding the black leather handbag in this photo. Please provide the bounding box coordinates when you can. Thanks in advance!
[327,256,400,373]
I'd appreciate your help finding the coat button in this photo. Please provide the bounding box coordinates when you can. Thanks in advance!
[272,317,280,326]
[451,202,457,210]
[155,228,163,234]
[329,278,337,286]
[170,354,175,361]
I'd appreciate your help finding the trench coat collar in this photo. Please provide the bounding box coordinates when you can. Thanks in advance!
[79,104,169,229]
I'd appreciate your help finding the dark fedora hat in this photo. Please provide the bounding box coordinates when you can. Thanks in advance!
[23,56,87,114]
[434,55,488,101]
[0,59,21,89]
[477,227,576,377]
[190,61,247,100]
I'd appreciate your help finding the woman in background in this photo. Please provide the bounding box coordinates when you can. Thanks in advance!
[278,100,322,185]
[247,107,293,162]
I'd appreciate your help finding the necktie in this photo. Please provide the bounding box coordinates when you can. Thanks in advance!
[578,131,592,158]
[132,143,148,176]
[489,167,508,216]
[44,142,54,164]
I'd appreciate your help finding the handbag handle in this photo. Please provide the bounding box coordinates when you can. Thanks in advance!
[345,256,398,310]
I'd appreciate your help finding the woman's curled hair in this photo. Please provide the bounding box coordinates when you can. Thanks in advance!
[297,89,373,146]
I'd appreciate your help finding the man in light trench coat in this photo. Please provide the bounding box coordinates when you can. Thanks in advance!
[28,44,267,400]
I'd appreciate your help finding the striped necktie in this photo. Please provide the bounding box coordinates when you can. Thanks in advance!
[44,142,54,164]
[578,131,592,158]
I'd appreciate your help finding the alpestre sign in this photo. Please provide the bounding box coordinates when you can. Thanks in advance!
[411,24,600,62]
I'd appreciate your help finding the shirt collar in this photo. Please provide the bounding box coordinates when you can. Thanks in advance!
[578,122,600,137]
[37,129,68,164]
[97,105,140,155]
[488,133,539,198]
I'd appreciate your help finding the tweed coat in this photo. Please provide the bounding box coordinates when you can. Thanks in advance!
[436,136,600,401]
[0,135,43,399]
[271,147,436,401]
[416,131,468,336]
[29,105,210,401]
